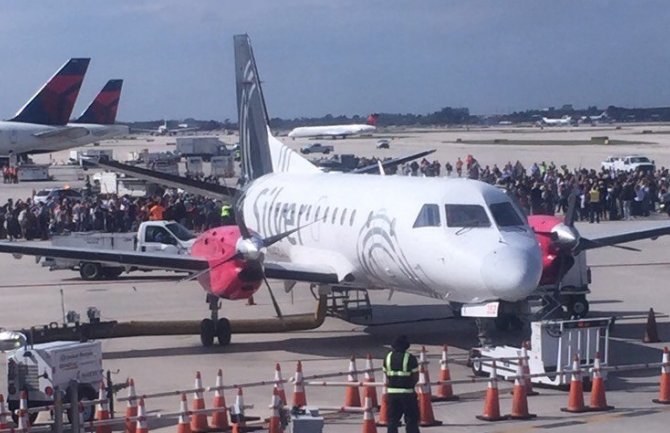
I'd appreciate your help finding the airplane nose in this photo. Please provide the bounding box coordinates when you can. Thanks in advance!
[481,247,542,301]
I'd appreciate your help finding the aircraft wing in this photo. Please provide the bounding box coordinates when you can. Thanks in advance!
[264,260,340,284]
[578,225,670,252]
[85,159,238,201]
[0,242,209,272]
[33,127,89,141]
[352,149,437,174]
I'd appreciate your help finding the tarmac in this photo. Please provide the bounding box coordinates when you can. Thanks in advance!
[1,124,670,432]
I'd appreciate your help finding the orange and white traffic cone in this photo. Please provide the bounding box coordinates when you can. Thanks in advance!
[361,386,377,433]
[18,390,30,431]
[0,394,9,430]
[476,361,507,422]
[434,344,459,402]
[561,355,589,413]
[177,394,192,433]
[292,361,307,407]
[588,352,613,411]
[375,373,389,427]
[210,369,229,431]
[344,355,362,408]
[419,346,432,396]
[653,346,670,405]
[230,388,246,428]
[136,398,149,433]
[363,354,378,408]
[274,363,287,405]
[190,372,209,433]
[125,378,138,433]
[508,361,536,420]
[95,381,112,433]
[521,342,538,396]
[417,365,442,426]
[268,387,283,433]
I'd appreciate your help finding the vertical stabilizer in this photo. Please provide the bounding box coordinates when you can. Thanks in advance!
[234,34,318,184]
[74,79,123,124]
[11,58,90,125]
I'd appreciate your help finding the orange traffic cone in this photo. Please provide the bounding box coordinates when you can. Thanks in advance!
[508,361,536,420]
[375,373,389,427]
[136,398,149,433]
[588,352,613,411]
[644,308,660,343]
[344,355,362,408]
[434,345,459,402]
[190,372,209,433]
[653,346,670,405]
[125,378,138,433]
[292,361,307,407]
[561,355,589,413]
[419,346,432,396]
[521,342,538,396]
[268,388,283,433]
[210,369,229,431]
[231,388,246,427]
[417,365,442,426]
[274,363,287,405]
[0,394,9,430]
[177,394,192,433]
[95,381,112,433]
[363,354,378,408]
[361,387,377,433]
[18,390,30,431]
[476,361,507,422]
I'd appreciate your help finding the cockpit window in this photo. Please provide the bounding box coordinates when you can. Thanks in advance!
[489,202,525,227]
[445,204,491,228]
[413,204,441,228]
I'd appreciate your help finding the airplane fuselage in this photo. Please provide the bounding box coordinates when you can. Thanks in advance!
[244,173,542,304]
[288,124,375,139]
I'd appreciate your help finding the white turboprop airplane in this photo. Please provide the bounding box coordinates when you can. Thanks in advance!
[0,35,545,346]
[287,114,378,139]
[539,115,573,126]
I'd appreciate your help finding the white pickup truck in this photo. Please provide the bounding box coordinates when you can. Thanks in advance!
[601,155,655,173]
[300,143,334,154]
[42,220,196,280]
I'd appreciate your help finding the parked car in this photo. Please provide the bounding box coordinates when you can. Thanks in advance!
[300,143,334,154]
[376,139,390,149]
[33,188,82,205]
[601,155,655,173]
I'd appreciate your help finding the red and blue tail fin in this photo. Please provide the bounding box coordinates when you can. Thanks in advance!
[11,58,90,126]
[74,79,123,124]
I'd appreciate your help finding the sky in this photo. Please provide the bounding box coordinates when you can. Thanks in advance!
[1,0,670,121]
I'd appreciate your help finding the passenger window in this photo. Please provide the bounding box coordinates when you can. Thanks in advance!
[413,204,441,228]
[349,209,356,226]
[306,205,312,220]
[445,204,491,228]
[324,207,330,222]
[315,206,321,221]
[340,209,348,225]
[332,208,338,224]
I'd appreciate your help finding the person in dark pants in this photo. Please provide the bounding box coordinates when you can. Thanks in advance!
[383,335,420,433]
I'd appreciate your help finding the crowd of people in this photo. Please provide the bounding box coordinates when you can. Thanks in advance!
[1,156,668,241]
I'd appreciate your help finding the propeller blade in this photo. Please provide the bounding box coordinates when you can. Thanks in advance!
[181,252,242,282]
[564,190,578,227]
[233,187,251,239]
[577,237,642,253]
[262,220,317,248]
[263,275,284,320]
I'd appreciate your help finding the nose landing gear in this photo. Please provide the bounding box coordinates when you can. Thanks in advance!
[200,294,232,347]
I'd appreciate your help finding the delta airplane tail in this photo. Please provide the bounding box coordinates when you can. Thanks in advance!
[74,79,123,125]
[367,113,379,126]
[10,58,91,126]
[234,34,318,184]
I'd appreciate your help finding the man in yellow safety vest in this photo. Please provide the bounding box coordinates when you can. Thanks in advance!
[383,335,420,433]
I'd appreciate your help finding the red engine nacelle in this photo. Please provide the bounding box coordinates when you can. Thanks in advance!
[190,225,263,300]
[528,215,574,286]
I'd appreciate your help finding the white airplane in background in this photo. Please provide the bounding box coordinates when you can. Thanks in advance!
[134,120,199,136]
[539,115,573,126]
[287,113,378,139]
[0,35,546,346]
[580,111,609,124]
[0,58,91,160]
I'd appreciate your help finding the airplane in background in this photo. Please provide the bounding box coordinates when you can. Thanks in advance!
[134,120,199,136]
[69,79,129,144]
[2,35,669,348]
[0,58,91,160]
[287,113,378,139]
[579,111,609,124]
[538,115,573,126]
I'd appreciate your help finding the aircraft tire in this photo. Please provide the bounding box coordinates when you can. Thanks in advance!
[567,295,589,319]
[200,319,215,347]
[216,318,231,346]
[79,262,103,280]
